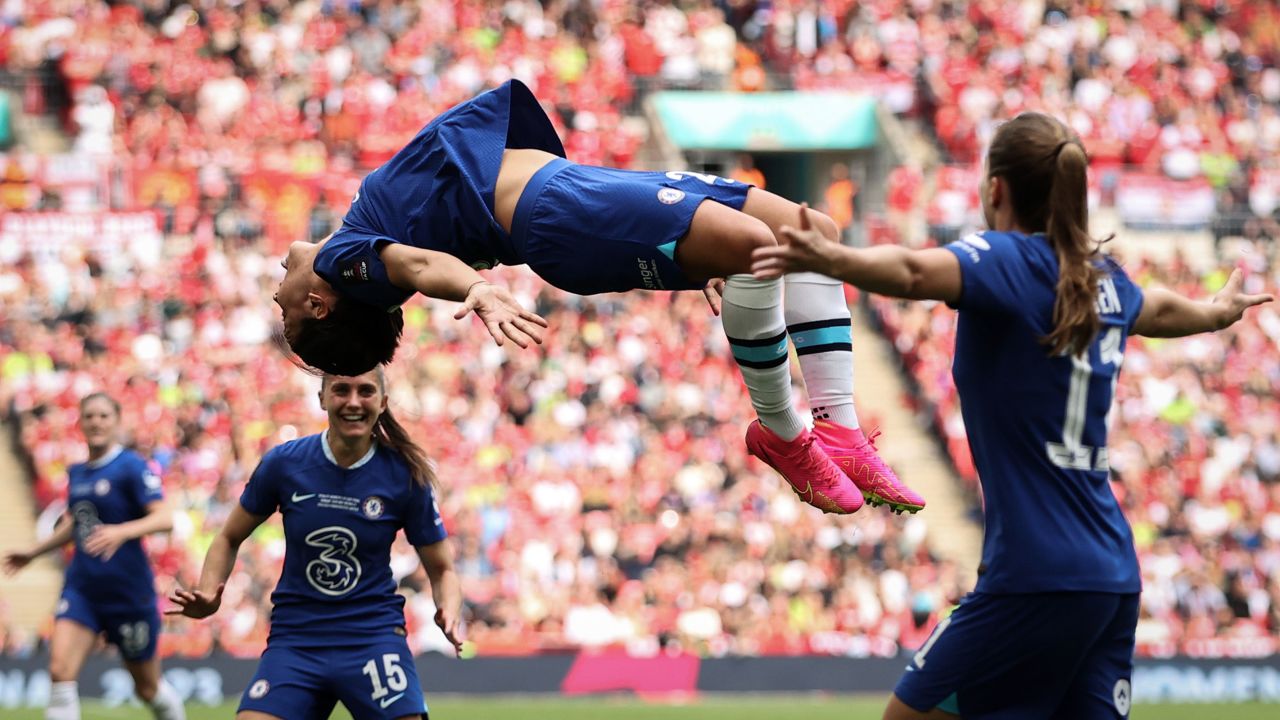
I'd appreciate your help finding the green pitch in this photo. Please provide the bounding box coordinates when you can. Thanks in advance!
[8,696,1276,718]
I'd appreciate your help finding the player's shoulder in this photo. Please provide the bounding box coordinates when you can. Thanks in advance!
[115,448,150,470]
[369,444,417,490]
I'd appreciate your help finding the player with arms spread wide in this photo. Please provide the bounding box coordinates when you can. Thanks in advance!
[752,112,1272,719]
[273,79,924,516]
[168,370,462,720]
[3,392,186,720]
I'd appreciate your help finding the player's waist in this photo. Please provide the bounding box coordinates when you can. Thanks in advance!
[510,156,572,253]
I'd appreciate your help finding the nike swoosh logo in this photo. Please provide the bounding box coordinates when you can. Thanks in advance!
[379,692,405,709]
[291,492,317,502]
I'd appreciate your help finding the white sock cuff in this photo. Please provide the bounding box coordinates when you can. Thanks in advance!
[785,271,845,286]
[47,681,80,720]
[724,274,783,311]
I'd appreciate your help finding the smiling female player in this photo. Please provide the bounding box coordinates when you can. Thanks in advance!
[273,78,925,516]
[3,393,185,720]
[752,112,1272,719]
[167,369,462,720]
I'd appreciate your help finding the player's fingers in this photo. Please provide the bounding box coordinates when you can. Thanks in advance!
[496,320,529,347]
[1243,293,1275,307]
[521,311,550,328]
[798,201,812,231]
[752,245,786,262]
[750,256,788,274]
[453,296,477,320]
[485,320,507,347]
[778,225,814,247]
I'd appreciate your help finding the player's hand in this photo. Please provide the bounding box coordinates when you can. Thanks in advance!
[435,606,464,656]
[702,279,725,316]
[83,524,129,561]
[1211,269,1273,330]
[2,550,34,576]
[454,281,548,349]
[752,203,841,280]
[166,583,225,619]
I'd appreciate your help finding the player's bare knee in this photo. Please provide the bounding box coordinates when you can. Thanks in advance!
[47,658,79,683]
[134,678,158,703]
[810,210,841,242]
[741,217,777,252]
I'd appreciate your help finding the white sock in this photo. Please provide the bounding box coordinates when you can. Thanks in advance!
[722,274,806,440]
[146,680,186,720]
[784,272,859,431]
[47,681,80,720]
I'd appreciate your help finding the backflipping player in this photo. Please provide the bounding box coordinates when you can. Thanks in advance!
[752,112,1273,718]
[2,392,186,720]
[272,78,924,516]
[167,369,462,720]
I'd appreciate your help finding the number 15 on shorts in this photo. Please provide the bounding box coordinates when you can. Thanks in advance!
[363,653,408,707]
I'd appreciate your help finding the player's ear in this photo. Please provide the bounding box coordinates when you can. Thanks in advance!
[988,174,1005,212]
[305,292,331,320]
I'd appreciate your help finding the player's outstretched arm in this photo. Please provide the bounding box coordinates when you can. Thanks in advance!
[381,244,548,348]
[751,204,962,303]
[2,513,74,575]
[1133,269,1272,338]
[417,540,464,655]
[84,498,175,561]
[167,504,266,619]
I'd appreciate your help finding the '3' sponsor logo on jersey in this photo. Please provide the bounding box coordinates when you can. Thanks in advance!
[304,526,361,596]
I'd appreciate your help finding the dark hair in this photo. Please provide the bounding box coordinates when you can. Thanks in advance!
[987,112,1104,356]
[79,392,121,416]
[291,299,404,376]
[321,370,436,489]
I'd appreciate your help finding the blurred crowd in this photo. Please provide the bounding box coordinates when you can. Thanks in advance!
[4,1,1280,234]
[872,247,1280,657]
[0,0,1278,660]
[0,239,961,659]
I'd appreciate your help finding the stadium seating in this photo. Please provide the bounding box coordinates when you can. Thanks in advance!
[1,0,1278,660]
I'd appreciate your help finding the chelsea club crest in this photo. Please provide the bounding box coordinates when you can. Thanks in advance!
[361,496,385,519]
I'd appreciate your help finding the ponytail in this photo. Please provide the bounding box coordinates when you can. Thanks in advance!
[986,113,1105,357]
[1043,142,1101,357]
[373,407,437,489]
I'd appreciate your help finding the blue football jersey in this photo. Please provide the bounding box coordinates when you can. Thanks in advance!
[945,231,1145,594]
[315,79,566,309]
[64,446,164,611]
[239,434,447,647]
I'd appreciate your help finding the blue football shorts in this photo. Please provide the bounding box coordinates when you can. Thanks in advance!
[238,636,428,720]
[511,157,754,295]
[894,591,1139,719]
[56,586,160,662]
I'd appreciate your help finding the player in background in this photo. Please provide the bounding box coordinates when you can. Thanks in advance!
[3,392,186,720]
[168,369,462,720]
[751,112,1273,719]
[273,79,925,516]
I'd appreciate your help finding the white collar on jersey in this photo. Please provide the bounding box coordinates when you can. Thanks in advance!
[321,432,377,470]
[84,444,124,469]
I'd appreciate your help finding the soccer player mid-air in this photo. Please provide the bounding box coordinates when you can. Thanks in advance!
[752,112,1272,719]
[3,393,186,720]
[167,369,462,720]
[272,79,924,516]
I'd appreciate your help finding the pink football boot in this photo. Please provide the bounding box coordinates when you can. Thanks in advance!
[812,420,925,515]
[745,420,864,514]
